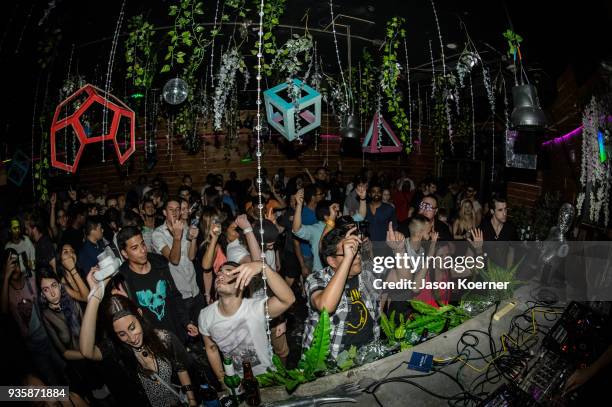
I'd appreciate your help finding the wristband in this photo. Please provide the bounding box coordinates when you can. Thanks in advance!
[242,227,253,234]
[181,384,194,393]
[87,281,105,302]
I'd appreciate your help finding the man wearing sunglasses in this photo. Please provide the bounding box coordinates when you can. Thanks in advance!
[417,195,453,242]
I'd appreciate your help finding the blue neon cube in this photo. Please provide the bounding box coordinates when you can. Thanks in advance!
[263,79,321,141]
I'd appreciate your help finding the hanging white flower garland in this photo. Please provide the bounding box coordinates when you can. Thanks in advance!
[576,97,610,225]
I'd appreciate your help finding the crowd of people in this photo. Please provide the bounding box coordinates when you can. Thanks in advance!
[1,166,523,406]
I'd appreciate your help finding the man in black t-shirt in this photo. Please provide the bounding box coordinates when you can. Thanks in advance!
[417,195,453,242]
[24,212,56,271]
[478,196,518,268]
[116,226,197,341]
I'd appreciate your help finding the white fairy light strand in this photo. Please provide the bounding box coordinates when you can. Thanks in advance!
[429,0,447,78]
[254,0,274,361]
[329,0,349,107]
[403,38,413,147]
[429,40,436,97]
[417,84,422,148]
[210,0,220,89]
[102,0,126,162]
[468,72,476,160]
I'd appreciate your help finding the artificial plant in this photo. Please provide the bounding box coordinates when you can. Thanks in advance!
[576,98,611,225]
[250,0,287,76]
[257,309,330,393]
[381,301,470,351]
[358,49,377,120]
[125,15,156,90]
[162,0,207,80]
[502,29,523,59]
[381,17,412,153]
[213,48,247,131]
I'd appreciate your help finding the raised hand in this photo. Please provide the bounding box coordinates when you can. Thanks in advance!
[50,193,57,207]
[468,228,483,249]
[230,262,266,291]
[235,214,251,230]
[341,234,362,261]
[169,217,184,239]
[61,249,77,271]
[186,323,199,337]
[295,189,304,207]
[188,225,199,241]
[386,222,405,252]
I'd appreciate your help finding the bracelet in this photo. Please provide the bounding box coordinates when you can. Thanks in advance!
[69,268,78,275]
[242,227,253,234]
[181,384,194,393]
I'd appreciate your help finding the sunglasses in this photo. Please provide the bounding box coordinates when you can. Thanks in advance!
[419,202,437,212]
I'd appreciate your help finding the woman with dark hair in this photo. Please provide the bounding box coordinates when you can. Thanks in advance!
[196,207,227,304]
[57,243,89,302]
[80,275,197,407]
[1,249,66,385]
[37,267,84,361]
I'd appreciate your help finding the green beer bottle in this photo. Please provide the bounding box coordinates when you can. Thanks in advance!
[223,356,242,404]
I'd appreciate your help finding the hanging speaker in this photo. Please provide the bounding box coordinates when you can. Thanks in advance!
[510,84,547,130]
[340,114,362,139]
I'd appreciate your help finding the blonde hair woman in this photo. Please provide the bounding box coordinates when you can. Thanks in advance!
[453,199,477,240]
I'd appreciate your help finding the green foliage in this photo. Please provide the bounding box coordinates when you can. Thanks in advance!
[431,75,449,157]
[381,301,470,348]
[162,0,206,81]
[335,346,357,371]
[381,17,411,154]
[502,29,523,58]
[359,49,377,119]
[250,0,287,75]
[510,191,562,240]
[257,309,331,393]
[125,15,156,89]
[35,129,50,202]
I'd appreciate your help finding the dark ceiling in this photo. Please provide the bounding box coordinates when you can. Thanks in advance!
[1,0,611,148]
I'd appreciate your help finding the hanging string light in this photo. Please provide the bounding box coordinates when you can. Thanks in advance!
[102,0,126,163]
[210,0,221,90]
[417,84,422,150]
[329,0,349,106]
[468,73,476,160]
[429,40,436,97]
[403,38,413,147]
[254,0,274,361]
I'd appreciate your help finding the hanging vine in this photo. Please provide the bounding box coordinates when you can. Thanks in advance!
[125,15,156,90]
[359,49,376,120]
[213,48,247,131]
[381,17,411,153]
[250,0,287,75]
[162,0,206,82]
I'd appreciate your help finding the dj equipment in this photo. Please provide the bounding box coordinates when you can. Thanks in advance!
[479,302,611,407]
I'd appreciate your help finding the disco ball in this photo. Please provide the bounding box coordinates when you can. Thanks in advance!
[162,78,189,105]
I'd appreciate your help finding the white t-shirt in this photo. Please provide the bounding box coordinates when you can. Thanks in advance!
[198,298,271,376]
[226,240,250,264]
[152,224,199,299]
[5,237,35,271]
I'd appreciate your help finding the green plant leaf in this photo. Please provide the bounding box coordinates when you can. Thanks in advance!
[300,309,331,379]
[161,64,171,73]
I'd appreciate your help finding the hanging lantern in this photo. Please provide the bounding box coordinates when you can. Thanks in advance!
[162,78,189,105]
[50,84,136,173]
[263,79,321,141]
[362,113,403,153]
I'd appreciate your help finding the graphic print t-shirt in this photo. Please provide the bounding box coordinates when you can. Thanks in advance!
[198,298,270,376]
[341,277,374,348]
[125,256,175,333]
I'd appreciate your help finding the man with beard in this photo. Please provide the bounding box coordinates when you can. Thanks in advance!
[365,183,397,242]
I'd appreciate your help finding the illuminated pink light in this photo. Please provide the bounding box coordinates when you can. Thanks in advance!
[542,116,612,147]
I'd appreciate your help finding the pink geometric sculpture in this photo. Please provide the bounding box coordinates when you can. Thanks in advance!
[50,84,135,173]
[362,113,403,153]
